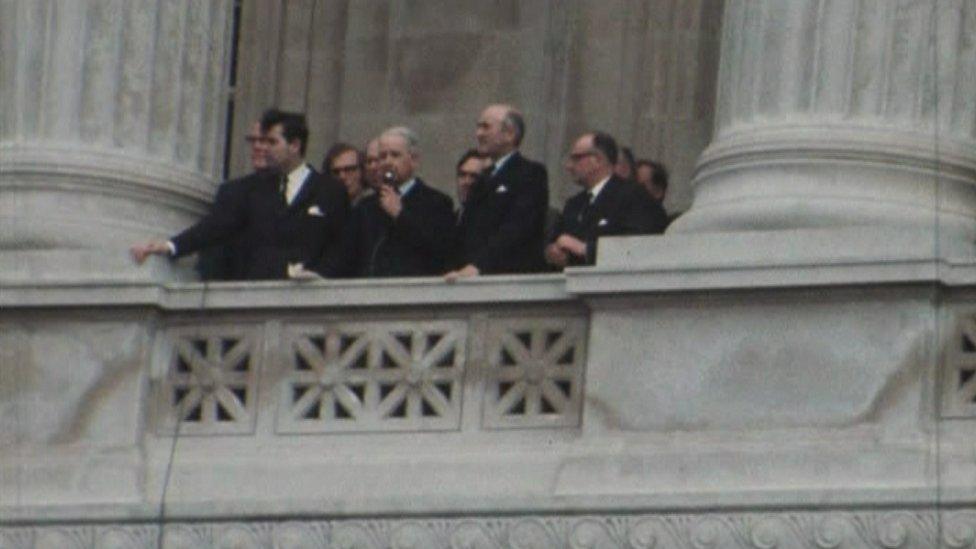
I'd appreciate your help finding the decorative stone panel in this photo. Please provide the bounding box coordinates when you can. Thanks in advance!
[944,313,976,418]
[1,510,972,548]
[277,321,466,433]
[154,326,260,436]
[483,317,586,429]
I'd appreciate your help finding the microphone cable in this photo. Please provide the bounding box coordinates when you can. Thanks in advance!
[154,270,212,549]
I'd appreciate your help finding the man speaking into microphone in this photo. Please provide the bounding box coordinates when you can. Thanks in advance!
[336,126,455,278]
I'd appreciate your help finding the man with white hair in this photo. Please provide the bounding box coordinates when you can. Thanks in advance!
[338,126,455,277]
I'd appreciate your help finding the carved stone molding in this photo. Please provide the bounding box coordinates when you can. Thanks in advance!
[1,510,972,549]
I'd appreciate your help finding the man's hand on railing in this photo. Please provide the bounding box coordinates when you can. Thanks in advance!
[444,264,480,282]
[287,263,323,281]
[130,240,172,264]
[544,242,569,268]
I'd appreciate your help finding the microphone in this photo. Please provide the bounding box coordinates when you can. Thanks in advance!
[382,171,396,185]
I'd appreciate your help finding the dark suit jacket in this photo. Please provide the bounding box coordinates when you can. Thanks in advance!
[551,176,668,266]
[171,167,349,280]
[194,175,251,281]
[340,179,455,277]
[456,152,549,274]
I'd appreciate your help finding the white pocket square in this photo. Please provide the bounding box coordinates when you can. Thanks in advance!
[495,185,508,194]
[306,205,325,217]
[598,218,609,227]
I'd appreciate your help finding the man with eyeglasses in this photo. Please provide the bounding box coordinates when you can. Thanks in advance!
[193,121,270,280]
[545,132,667,268]
[323,143,369,206]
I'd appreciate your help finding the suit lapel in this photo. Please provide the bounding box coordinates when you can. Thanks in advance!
[401,178,424,209]
[469,152,521,205]
[587,177,622,228]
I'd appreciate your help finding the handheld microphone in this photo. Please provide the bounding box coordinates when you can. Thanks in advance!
[382,171,396,185]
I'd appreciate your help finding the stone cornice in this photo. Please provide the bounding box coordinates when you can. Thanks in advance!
[0,143,215,214]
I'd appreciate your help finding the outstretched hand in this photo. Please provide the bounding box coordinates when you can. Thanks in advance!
[130,240,171,264]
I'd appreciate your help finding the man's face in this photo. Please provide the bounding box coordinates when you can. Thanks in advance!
[330,150,364,200]
[378,134,417,185]
[475,106,514,159]
[614,156,632,180]
[365,139,381,188]
[263,124,301,173]
[565,135,602,188]
[456,156,486,203]
[636,164,664,201]
[245,122,268,170]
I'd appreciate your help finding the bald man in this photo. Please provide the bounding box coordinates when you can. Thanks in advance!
[447,103,549,279]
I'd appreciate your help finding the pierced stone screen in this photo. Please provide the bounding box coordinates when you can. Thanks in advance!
[277,321,466,433]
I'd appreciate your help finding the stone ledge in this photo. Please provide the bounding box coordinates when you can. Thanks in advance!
[568,227,976,296]
[0,272,573,309]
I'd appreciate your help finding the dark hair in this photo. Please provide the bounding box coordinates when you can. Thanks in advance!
[322,142,364,173]
[636,159,669,191]
[456,148,488,171]
[260,109,309,155]
[619,146,635,171]
[590,131,619,165]
[502,108,526,146]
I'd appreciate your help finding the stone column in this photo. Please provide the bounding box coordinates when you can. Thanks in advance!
[0,0,231,263]
[671,0,976,246]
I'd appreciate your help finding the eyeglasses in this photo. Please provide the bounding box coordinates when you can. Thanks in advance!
[568,151,596,162]
[330,165,360,176]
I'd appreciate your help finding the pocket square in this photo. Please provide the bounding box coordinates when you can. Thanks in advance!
[598,218,609,227]
[495,185,508,194]
[306,205,325,217]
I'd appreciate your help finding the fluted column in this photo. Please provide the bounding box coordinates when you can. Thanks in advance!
[672,0,976,244]
[0,0,231,252]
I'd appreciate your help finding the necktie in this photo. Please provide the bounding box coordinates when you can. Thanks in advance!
[577,192,594,223]
[279,174,289,205]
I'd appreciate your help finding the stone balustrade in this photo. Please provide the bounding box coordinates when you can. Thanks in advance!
[1,239,974,549]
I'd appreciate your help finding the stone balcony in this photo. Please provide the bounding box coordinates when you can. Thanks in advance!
[1,229,974,548]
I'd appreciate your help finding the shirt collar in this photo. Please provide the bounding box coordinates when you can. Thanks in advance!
[282,164,311,204]
[588,176,611,202]
[287,163,310,185]
[492,151,516,175]
[398,177,418,196]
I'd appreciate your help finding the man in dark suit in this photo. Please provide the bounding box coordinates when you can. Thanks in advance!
[446,104,549,279]
[130,109,349,280]
[545,132,668,268]
[338,126,455,278]
[195,120,269,281]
